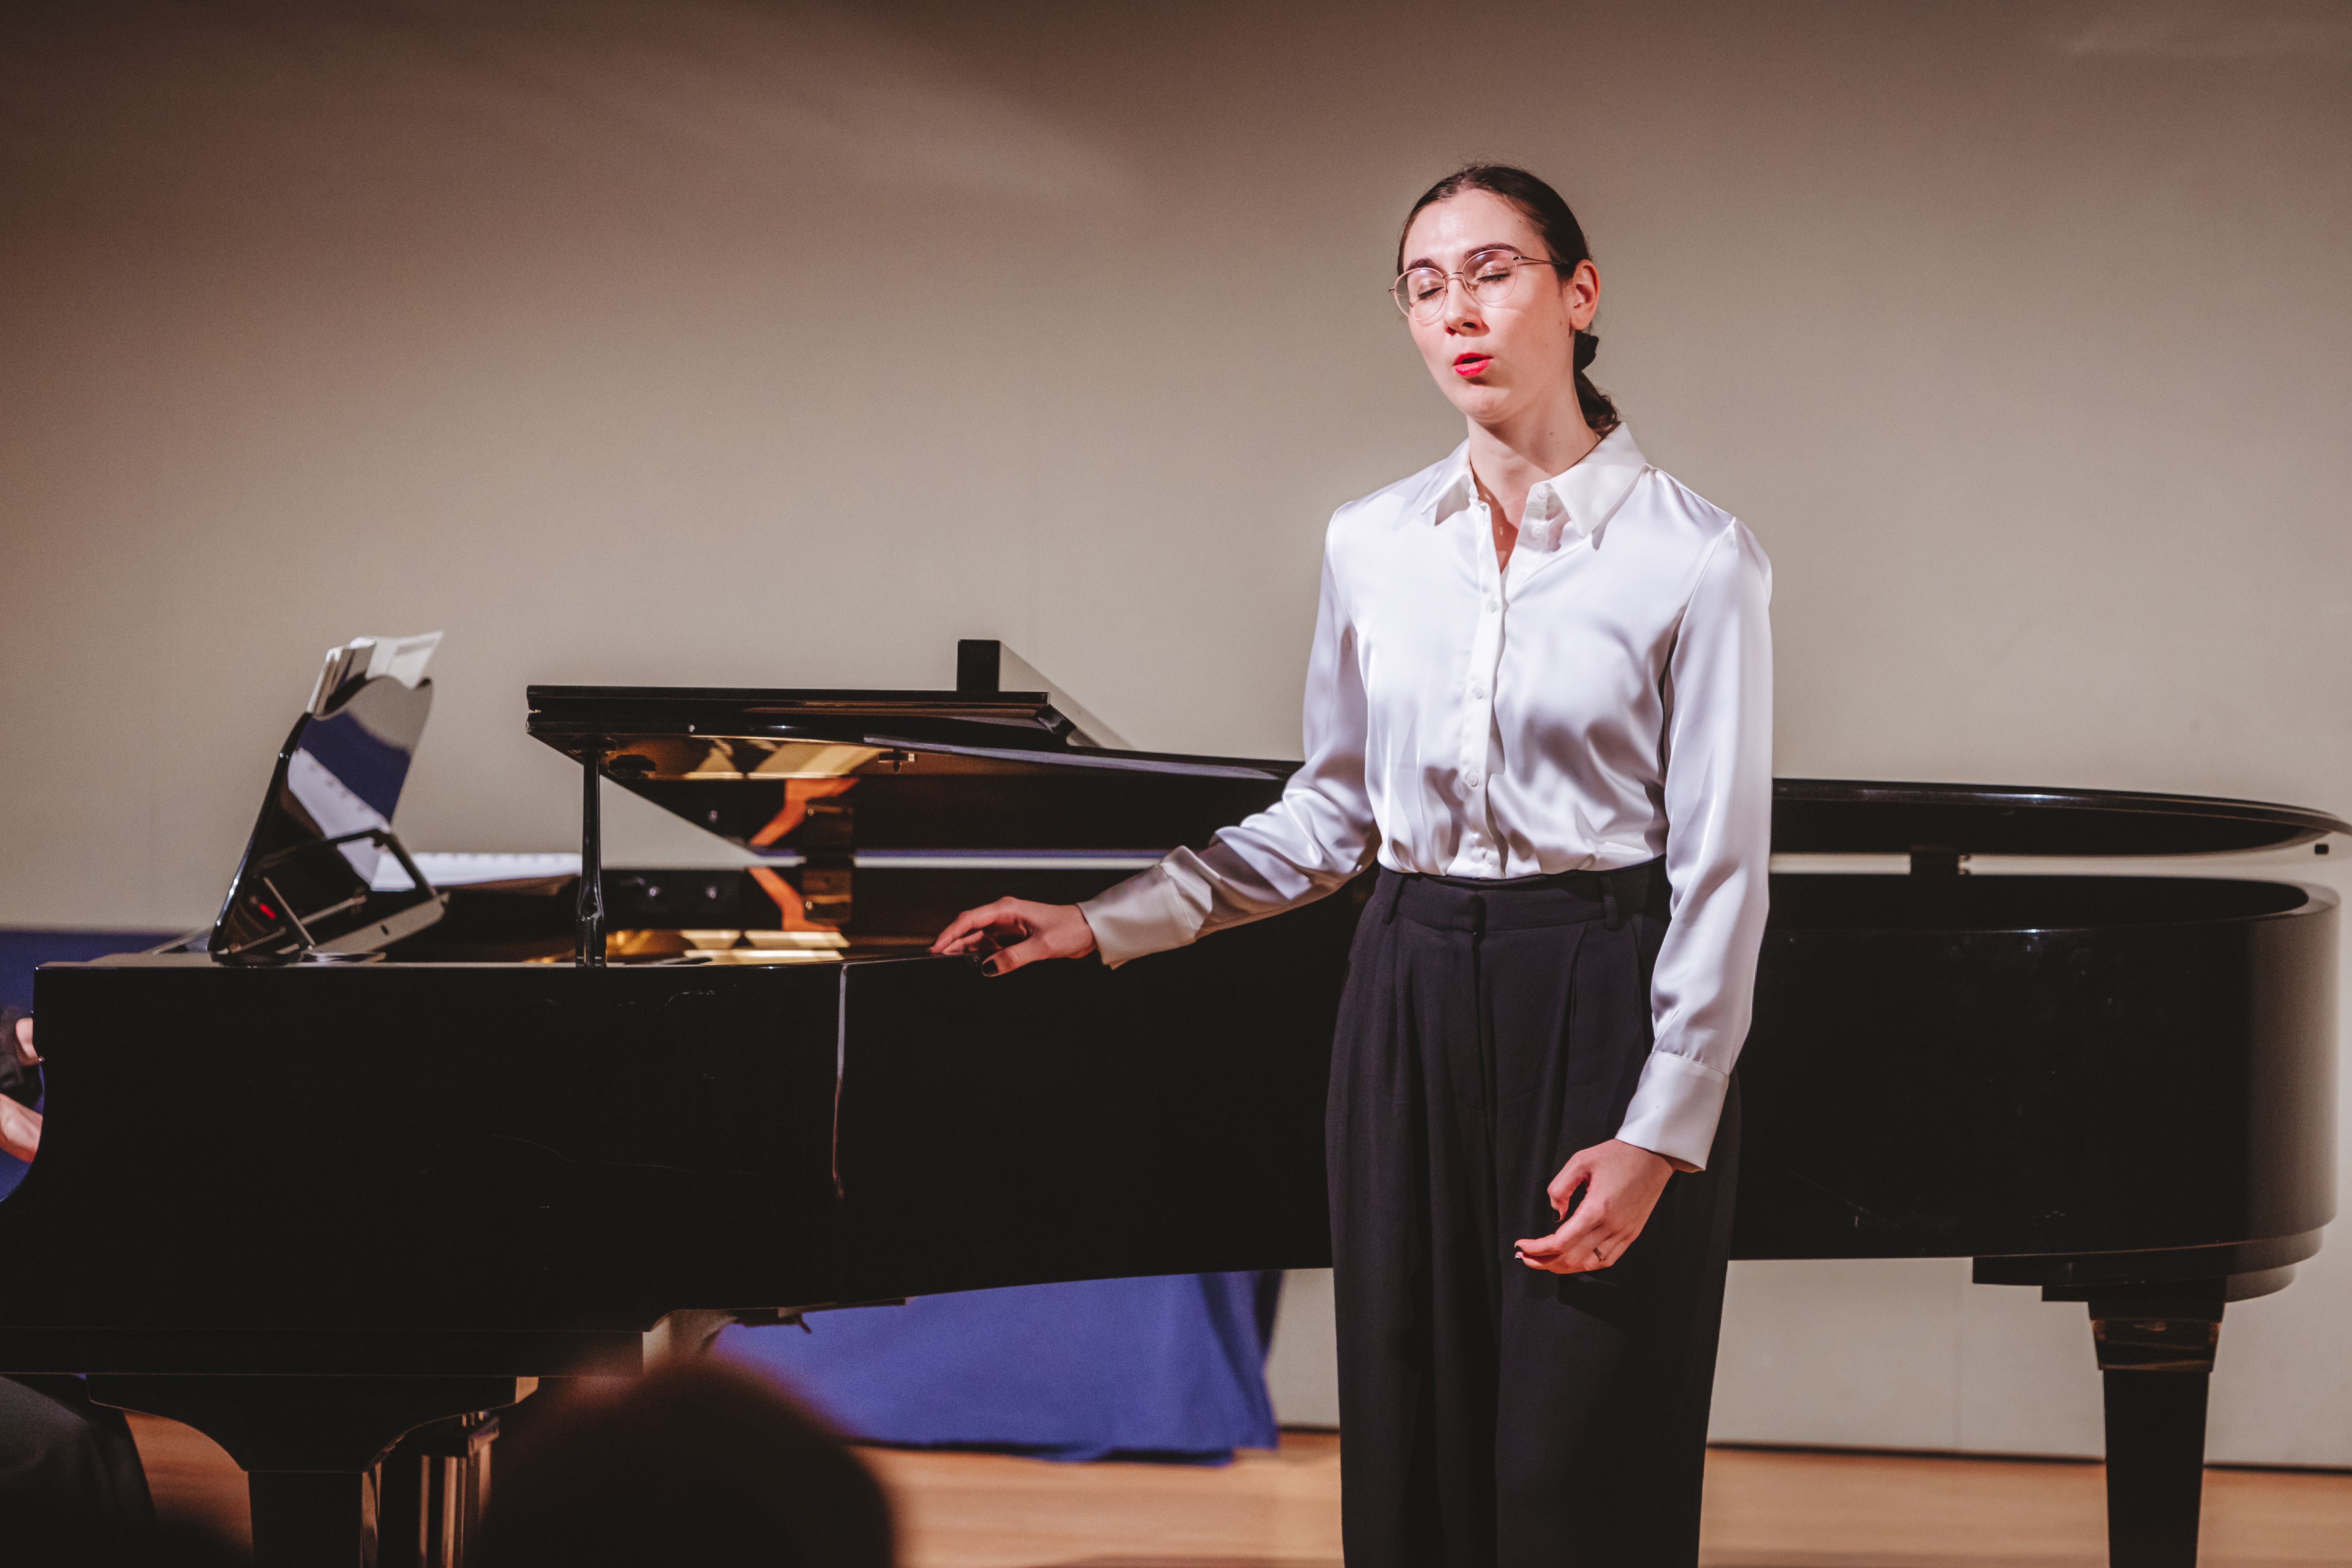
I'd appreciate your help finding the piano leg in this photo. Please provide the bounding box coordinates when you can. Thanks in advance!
[2087,1292,2225,1568]
[86,1374,533,1568]
[378,1412,501,1568]
[250,1472,380,1566]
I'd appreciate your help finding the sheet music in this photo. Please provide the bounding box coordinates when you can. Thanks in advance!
[307,631,444,716]
[369,851,583,891]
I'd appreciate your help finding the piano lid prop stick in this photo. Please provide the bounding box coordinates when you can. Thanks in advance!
[577,742,606,967]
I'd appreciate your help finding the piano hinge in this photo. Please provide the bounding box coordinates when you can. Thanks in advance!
[799,796,854,926]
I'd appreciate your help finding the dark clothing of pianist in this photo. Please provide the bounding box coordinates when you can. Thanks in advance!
[0,1006,158,1563]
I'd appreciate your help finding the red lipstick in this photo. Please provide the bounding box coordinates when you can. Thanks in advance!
[1453,352,1492,378]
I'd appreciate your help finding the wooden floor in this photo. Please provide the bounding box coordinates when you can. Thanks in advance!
[131,1416,2352,1567]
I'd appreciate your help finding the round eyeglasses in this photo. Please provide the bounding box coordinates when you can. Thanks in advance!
[1390,248,1566,323]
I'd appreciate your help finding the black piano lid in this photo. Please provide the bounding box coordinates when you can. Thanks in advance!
[525,686,1294,781]
[1773,778,2347,857]
[525,684,1301,855]
[528,687,2345,858]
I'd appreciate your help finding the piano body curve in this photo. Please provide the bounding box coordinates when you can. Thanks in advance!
[0,650,2338,1568]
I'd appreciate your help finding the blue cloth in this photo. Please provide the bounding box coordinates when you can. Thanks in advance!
[718,1271,1283,1463]
[0,929,181,1201]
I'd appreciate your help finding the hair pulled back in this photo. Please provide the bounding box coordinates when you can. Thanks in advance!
[1397,164,1620,435]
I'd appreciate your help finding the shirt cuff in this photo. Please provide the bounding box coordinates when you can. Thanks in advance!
[1612,1050,1731,1171]
[1078,862,1205,968]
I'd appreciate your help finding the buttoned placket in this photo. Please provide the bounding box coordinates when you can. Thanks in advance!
[1457,493,1510,875]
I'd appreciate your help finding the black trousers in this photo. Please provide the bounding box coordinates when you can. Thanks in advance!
[1328,863,1740,1568]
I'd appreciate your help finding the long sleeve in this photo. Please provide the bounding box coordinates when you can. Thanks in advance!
[1611,523,1774,1170]
[1080,534,1378,967]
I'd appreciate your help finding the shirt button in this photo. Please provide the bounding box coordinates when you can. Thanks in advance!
[1465,771,1483,789]
[1485,598,1499,612]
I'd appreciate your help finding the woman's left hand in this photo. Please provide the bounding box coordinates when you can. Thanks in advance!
[1514,1138,1676,1274]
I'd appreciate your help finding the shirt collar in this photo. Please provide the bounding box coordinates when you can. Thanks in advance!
[1419,423,1650,551]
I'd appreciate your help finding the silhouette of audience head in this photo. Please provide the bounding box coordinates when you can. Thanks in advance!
[474,1360,895,1568]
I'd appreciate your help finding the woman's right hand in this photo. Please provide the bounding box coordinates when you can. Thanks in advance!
[931,899,1098,976]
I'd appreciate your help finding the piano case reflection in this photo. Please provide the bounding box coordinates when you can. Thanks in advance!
[0,638,2338,1568]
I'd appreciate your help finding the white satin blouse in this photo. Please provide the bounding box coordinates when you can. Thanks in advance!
[1079,423,1773,1169]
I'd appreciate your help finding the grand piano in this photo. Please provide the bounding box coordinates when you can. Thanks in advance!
[0,641,2337,1568]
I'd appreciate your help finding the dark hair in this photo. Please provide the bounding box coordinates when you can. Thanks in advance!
[474,1362,895,1568]
[1397,164,1620,434]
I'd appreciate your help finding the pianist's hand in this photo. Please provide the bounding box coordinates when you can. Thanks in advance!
[930,899,1098,976]
[1512,1138,1676,1274]
[0,1016,38,1163]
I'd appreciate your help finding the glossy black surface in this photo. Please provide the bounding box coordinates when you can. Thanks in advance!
[16,868,2335,1330]
[1772,778,2348,857]
[830,889,1360,1300]
[523,687,1294,778]
[1733,875,2339,1262]
[15,649,2351,1566]
[5,960,842,1335]
[211,675,446,962]
[4,891,1356,1345]
[393,862,1153,963]
[531,682,2352,861]
[529,684,1296,855]
[617,771,1292,855]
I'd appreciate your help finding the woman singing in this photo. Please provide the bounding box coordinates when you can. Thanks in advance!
[933,163,1772,1567]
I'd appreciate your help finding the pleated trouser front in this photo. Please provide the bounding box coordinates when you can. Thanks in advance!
[1328,862,1740,1568]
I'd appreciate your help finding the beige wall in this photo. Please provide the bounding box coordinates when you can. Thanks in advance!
[4,0,2348,1461]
